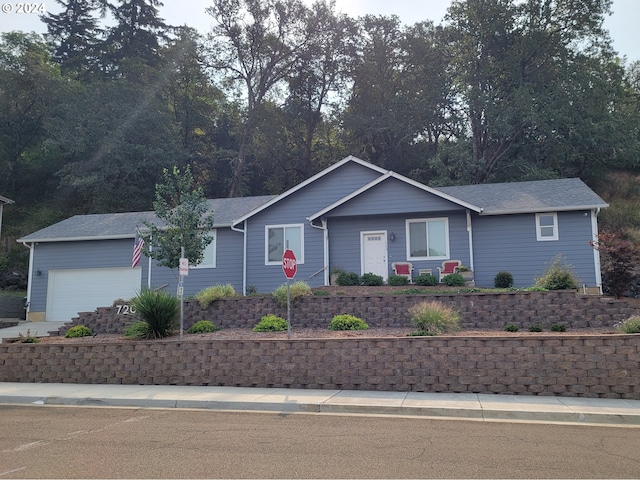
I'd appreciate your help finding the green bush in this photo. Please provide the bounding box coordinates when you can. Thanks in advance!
[253,314,288,332]
[528,324,543,332]
[195,284,238,308]
[550,323,567,332]
[187,320,219,334]
[360,272,383,286]
[65,325,93,338]
[534,255,579,290]
[504,323,520,332]
[415,273,437,286]
[388,275,409,286]
[130,289,179,339]
[124,321,149,338]
[336,271,360,286]
[408,301,460,335]
[494,271,514,288]
[272,281,312,306]
[442,272,465,287]
[615,316,640,334]
[329,314,369,331]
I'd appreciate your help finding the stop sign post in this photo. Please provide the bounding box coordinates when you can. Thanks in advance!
[282,249,297,337]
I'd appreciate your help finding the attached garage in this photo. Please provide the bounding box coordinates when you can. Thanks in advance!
[46,267,142,321]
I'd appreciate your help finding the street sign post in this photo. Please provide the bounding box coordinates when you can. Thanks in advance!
[282,249,297,338]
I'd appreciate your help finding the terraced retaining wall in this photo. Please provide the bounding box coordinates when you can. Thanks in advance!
[56,290,639,336]
[1,334,639,398]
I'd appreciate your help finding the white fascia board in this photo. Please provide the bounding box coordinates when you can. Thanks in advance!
[16,234,137,243]
[231,156,387,227]
[480,204,609,216]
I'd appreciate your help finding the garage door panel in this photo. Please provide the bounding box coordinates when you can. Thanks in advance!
[47,268,142,321]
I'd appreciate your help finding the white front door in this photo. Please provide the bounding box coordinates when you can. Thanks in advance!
[361,231,388,281]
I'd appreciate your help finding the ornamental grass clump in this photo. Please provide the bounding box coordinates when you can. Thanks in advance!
[130,289,179,339]
[615,315,640,334]
[408,301,460,335]
[272,281,312,306]
[329,314,369,331]
[195,284,238,308]
[534,255,579,290]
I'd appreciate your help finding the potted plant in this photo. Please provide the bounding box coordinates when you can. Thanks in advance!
[458,265,474,282]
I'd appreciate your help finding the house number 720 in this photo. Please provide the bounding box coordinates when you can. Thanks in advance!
[116,305,136,315]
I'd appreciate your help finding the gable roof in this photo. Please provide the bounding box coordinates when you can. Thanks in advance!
[437,178,608,215]
[18,196,275,243]
[309,171,483,221]
[232,156,387,227]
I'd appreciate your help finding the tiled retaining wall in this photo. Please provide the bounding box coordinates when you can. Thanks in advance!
[1,335,639,398]
[57,290,638,336]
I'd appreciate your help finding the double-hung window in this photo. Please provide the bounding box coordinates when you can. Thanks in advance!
[406,218,449,260]
[266,224,304,265]
[536,213,558,241]
[192,230,216,268]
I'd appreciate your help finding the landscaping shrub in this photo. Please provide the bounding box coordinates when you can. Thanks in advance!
[528,324,543,332]
[388,274,409,286]
[130,289,179,339]
[16,329,39,343]
[504,323,519,332]
[336,271,360,286]
[195,284,237,308]
[534,255,579,290]
[65,325,93,338]
[253,314,288,332]
[187,320,219,334]
[360,272,384,286]
[442,272,465,287]
[415,273,437,286]
[124,321,149,338]
[272,281,312,306]
[329,314,369,331]
[590,231,640,298]
[615,315,640,334]
[550,323,567,332]
[494,271,514,288]
[408,301,460,335]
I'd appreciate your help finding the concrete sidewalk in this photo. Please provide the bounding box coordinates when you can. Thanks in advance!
[0,320,67,342]
[1,382,639,427]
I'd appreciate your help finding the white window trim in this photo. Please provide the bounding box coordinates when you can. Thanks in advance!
[191,230,217,269]
[536,213,559,241]
[405,217,450,261]
[265,223,305,265]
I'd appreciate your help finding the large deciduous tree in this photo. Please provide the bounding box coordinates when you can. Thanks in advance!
[206,0,310,197]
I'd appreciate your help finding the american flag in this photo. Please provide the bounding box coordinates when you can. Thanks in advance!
[132,235,144,268]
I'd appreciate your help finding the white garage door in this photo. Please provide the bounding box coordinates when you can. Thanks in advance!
[47,267,142,321]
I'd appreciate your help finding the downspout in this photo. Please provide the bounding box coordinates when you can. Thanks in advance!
[231,220,247,295]
[592,208,603,289]
[308,217,329,286]
[20,241,34,321]
[466,210,475,272]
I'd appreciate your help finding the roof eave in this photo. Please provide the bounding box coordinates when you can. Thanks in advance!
[18,234,136,243]
[480,204,609,216]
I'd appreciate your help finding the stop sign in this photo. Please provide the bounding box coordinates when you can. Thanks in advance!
[282,249,297,279]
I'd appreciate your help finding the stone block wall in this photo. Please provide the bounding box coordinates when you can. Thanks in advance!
[1,334,639,398]
[58,290,638,336]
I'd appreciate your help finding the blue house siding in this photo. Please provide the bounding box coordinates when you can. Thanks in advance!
[147,228,245,296]
[471,211,598,288]
[243,162,383,293]
[326,177,465,217]
[327,211,471,279]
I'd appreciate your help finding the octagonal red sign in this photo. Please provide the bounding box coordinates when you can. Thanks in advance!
[282,249,297,279]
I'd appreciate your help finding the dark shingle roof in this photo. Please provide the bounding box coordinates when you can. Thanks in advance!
[436,178,608,215]
[18,196,275,243]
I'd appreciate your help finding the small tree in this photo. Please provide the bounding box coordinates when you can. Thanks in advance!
[141,166,215,268]
[590,231,640,298]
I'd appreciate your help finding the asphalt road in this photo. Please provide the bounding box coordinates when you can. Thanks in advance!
[1,405,639,478]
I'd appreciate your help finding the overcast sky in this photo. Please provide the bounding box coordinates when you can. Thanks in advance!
[1,0,637,61]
